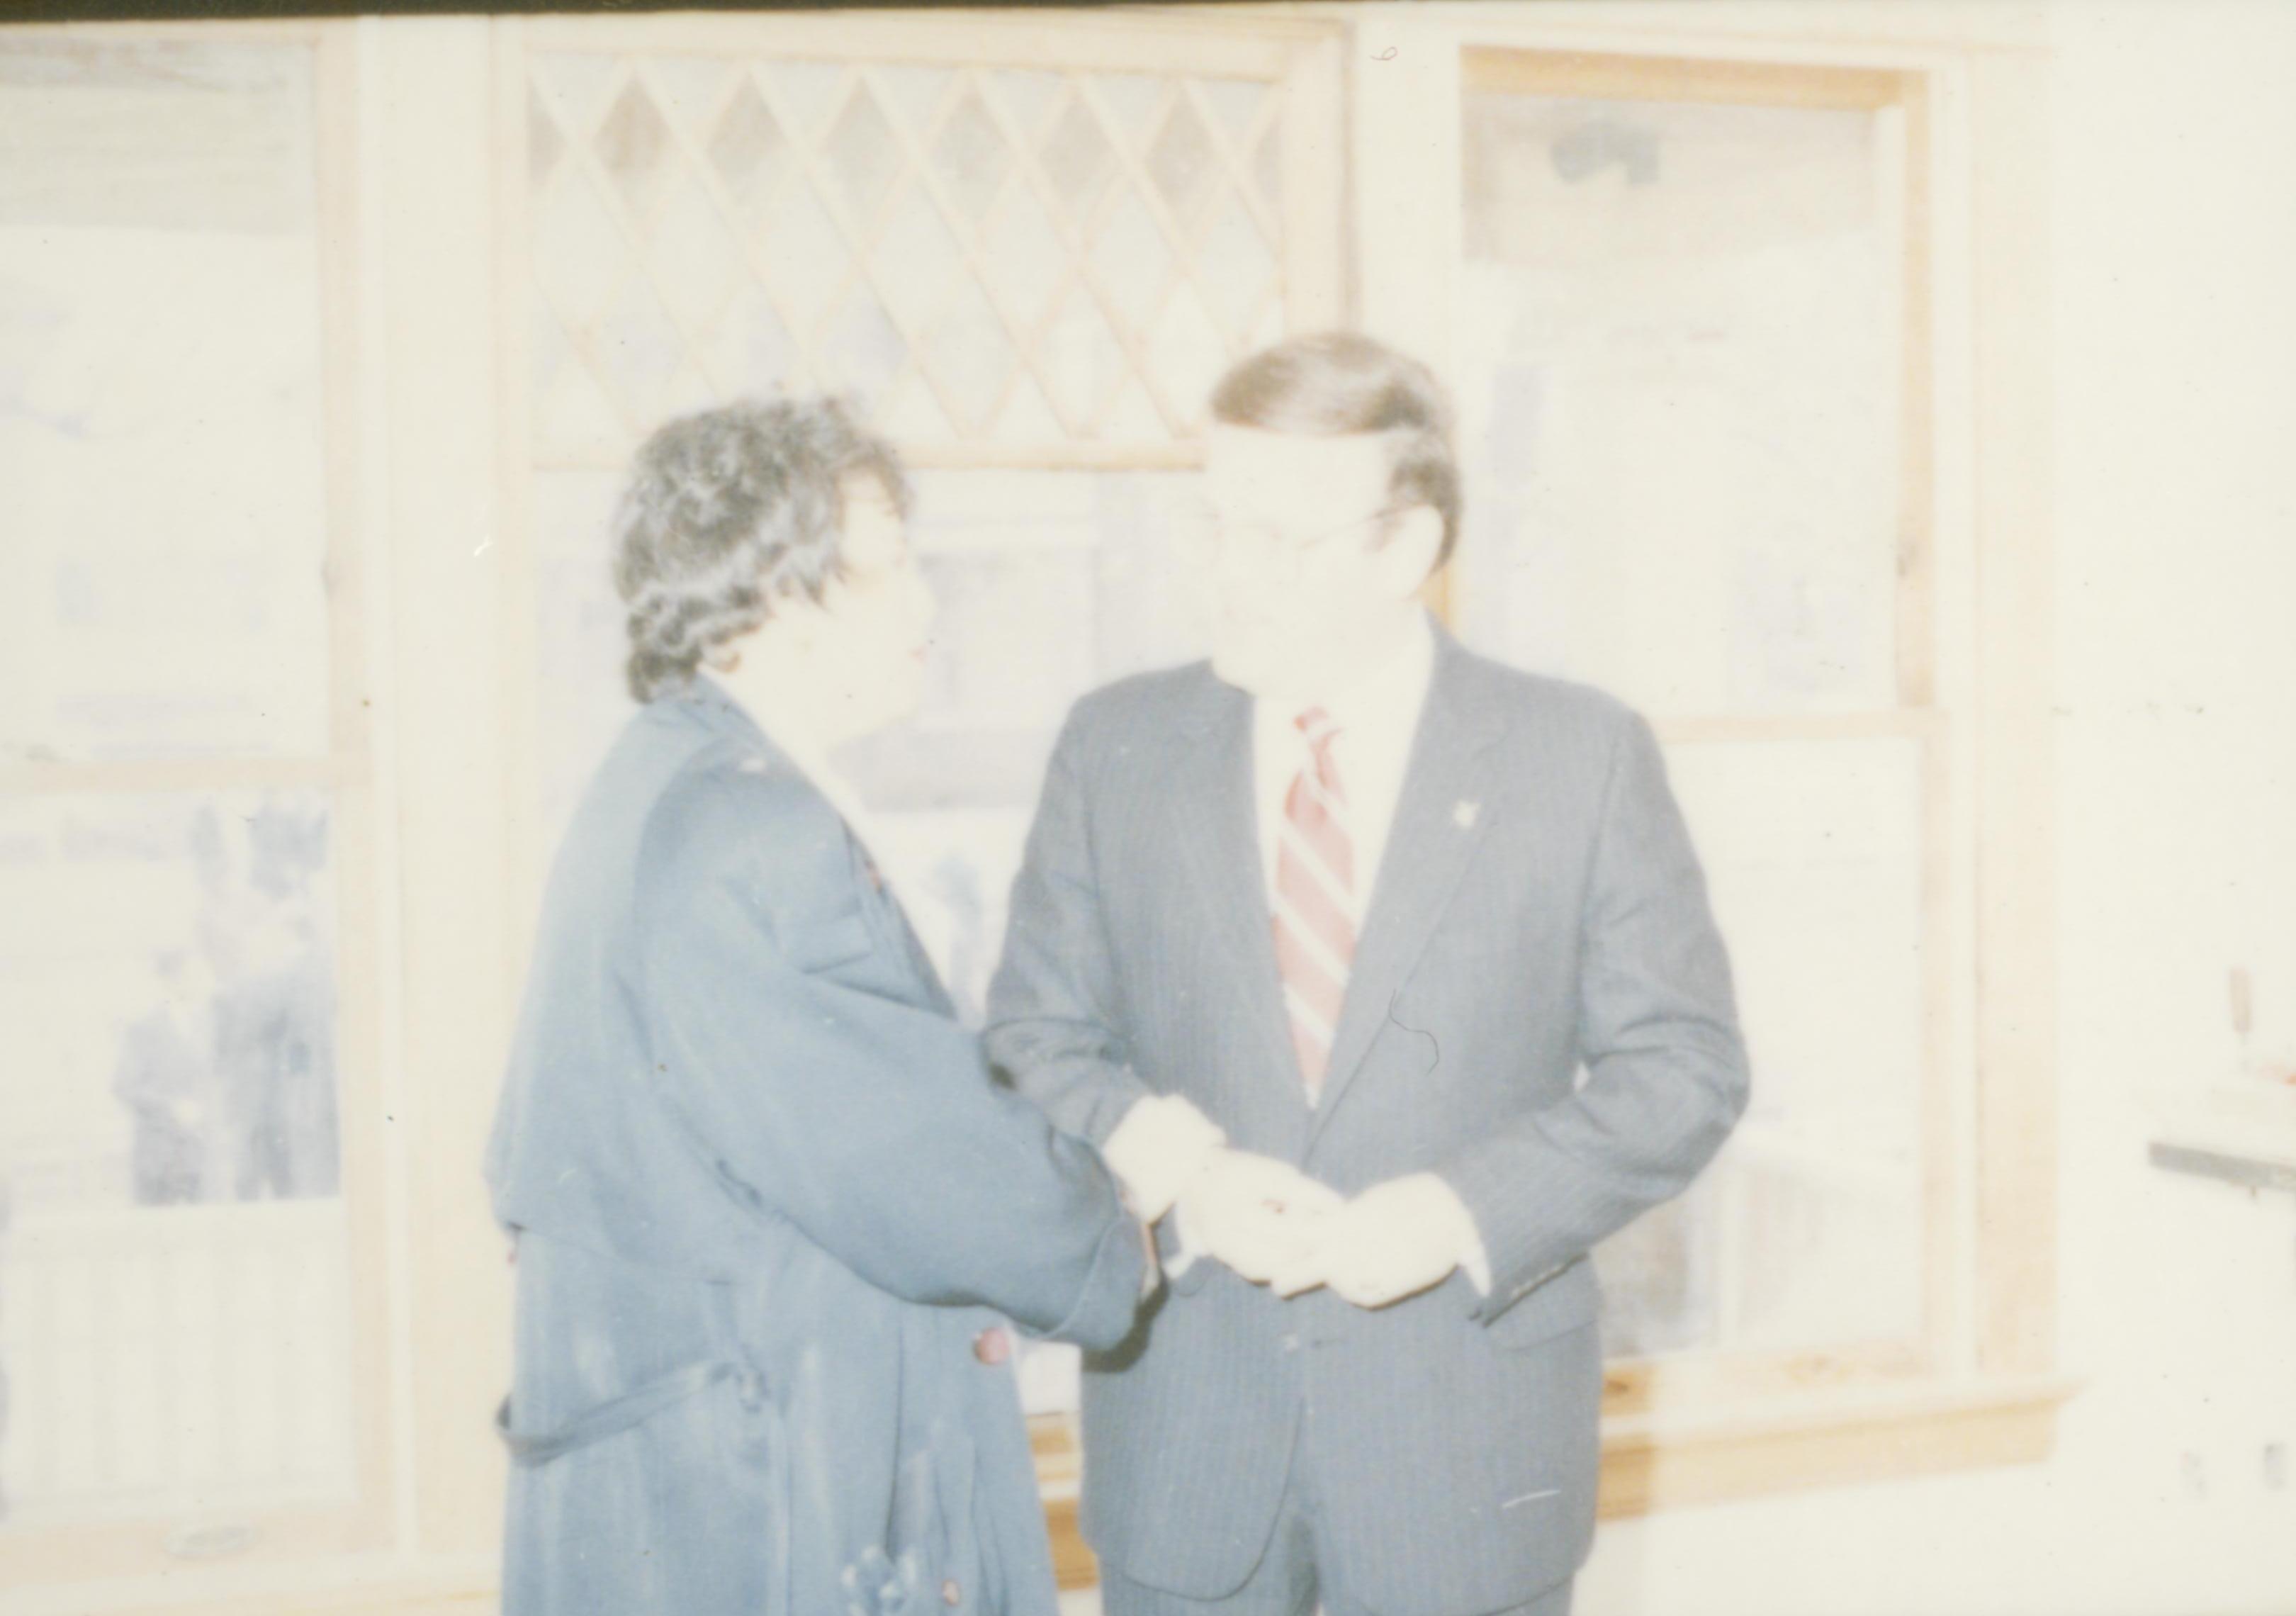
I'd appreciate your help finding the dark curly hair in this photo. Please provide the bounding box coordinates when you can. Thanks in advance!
[1208,330,1461,568]
[612,396,910,702]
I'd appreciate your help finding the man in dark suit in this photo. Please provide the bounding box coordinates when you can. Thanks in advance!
[986,332,1749,1616]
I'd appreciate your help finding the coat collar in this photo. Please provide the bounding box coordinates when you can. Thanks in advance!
[667,675,957,1017]
[672,673,776,754]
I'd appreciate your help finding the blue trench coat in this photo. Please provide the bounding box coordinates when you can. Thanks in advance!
[485,680,1146,1616]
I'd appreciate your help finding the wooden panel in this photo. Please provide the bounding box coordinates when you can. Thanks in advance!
[1650,710,1943,747]
[1464,47,1913,111]
[1278,30,1346,328]
[1597,1376,2071,1517]
[0,1500,383,1596]
[1599,1337,1931,1419]
[0,758,352,795]
[313,17,402,1568]
[533,441,1211,476]
[0,20,397,1590]
[1896,79,1939,709]
[1222,1,2053,55]
[1349,6,1462,385]
[519,9,1312,81]
[1030,1413,1096,1588]
[0,16,350,47]
[24,1565,500,1616]
[1918,714,1965,1371]
[1045,1493,1101,1593]
[495,14,548,984]
[1966,49,2056,1380]
[375,16,519,1557]
[514,33,1338,459]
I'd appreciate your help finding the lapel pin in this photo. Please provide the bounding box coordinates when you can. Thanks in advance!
[1453,799,1481,830]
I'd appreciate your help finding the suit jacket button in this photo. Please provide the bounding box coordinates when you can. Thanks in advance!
[972,1327,1010,1366]
[942,1578,962,1605]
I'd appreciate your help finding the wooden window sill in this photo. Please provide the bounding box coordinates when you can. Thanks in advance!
[6,1379,2075,1611]
[0,1553,495,1616]
[1596,1372,2078,1515]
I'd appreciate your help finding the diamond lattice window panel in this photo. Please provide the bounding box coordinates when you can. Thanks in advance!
[525,52,1298,461]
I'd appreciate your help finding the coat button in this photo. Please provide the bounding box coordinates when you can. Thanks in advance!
[941,1578,962,1605]
[972,1327,1010,1367]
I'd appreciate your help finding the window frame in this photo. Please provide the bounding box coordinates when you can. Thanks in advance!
[490,9,1350,965]
[1349,9,2066,1515]
[0,18,398,1589]
[1453,40,1955,1415]
[1,7,2065,1604]
[484,9,1353,1592]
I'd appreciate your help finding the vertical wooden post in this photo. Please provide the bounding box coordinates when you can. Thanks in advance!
[1966,48,2056,1381]
[373,16,519,1555]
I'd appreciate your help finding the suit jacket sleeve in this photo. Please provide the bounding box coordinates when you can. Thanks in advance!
[984,708,1157,1148]
[636,770,1145,1350]
[1441,709,1750,1319]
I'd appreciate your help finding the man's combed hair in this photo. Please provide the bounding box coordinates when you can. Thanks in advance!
[1208,331,1462,566]
[612,396,908,703]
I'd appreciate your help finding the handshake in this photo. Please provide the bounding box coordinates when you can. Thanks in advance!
[1105,1095,1486,1309]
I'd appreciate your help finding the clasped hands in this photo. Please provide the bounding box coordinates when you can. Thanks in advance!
[1176,1152,1479,1308]
[1101,1092,1480,1310]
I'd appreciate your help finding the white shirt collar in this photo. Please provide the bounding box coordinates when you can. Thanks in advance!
[1244,608,1439,920]
[1260,607,1439,742]
[1336,607,1436,732]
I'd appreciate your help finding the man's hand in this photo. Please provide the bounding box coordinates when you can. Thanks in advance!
[1172,1149,1345,1283]
[1269,1173,1486,1308]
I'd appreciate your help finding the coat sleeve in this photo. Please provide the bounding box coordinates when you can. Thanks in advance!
[1439,709,1751,1320]
[634,769,1146,1350]
[982,707,1156,1148]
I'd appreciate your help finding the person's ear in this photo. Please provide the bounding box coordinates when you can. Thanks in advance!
[1375,505,1444,600]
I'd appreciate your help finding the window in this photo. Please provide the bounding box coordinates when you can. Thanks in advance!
[1,11,2064,1610]
[1349,31,2063,1512]
[497,11,1347,1587]
[505,12,1346,919]
[523,45,1300,459]
[0,27,388,1585]
[1457,50,1945,1383]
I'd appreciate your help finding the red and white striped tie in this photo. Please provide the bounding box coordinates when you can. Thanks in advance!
[1272,707,1356,1104]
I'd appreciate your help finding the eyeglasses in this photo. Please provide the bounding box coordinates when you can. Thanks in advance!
[1169,501,1404,578]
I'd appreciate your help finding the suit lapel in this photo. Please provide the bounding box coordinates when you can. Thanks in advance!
[1310,636,1508,1142]
[1166,673,1305,1128]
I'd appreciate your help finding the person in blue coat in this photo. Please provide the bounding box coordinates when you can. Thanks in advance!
[485,397,1149,1616]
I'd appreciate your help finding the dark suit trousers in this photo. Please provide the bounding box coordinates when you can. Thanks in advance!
[1096,1415,1577,1616]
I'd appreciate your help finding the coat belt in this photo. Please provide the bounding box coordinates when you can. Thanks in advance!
[496,1359,764,1466]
